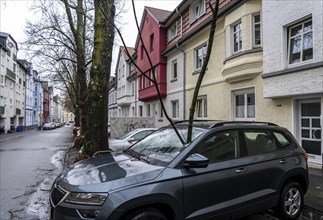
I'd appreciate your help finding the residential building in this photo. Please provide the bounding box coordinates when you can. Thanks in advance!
[0,32,21,131]
[42,81,52,124]
[63,110,75,124]
[262,0,323,167]
[135,7,172,127]
[116,46,135,117]
[53,95,64,123]
[108,76,118,121]
[15,60,27,128]
[18,59,34,129]
[33,71,43,126]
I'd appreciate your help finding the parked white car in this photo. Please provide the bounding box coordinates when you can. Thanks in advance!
[109,128,157,152]
[43,122,53,130]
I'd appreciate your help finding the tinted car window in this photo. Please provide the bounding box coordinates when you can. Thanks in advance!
[273,132,291,148]
[244,131,277,155]
[195,130,240,162]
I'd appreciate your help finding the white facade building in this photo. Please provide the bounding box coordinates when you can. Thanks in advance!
[262,1,323,166]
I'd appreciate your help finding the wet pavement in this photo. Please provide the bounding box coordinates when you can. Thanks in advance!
[0,130,323,220]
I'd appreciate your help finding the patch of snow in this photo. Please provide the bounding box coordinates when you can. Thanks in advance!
[26,150,65,219]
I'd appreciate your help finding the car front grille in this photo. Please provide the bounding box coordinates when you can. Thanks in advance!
[50,185,67,207]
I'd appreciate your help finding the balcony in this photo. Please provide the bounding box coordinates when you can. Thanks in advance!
[16,108,21,115]
[0,106,4,114]
[6,68,16,80]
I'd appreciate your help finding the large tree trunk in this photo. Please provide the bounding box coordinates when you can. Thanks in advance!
[83,0,115,156]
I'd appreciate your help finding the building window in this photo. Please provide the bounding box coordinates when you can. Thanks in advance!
[140,45,144,60]
[171,59,178,80]
[232,20,242,53]
[196,96,207,119]
[190,0,205,24]
[122,65,125,77]
[171,100,179,119]
[288,18,313,64]
[232,88,255,120]
[253,13,261,47]
[147,104,150,116]
[139,106,143,117]
[131,82,135,97]
[0,75,4,86]
[194,44,207,71]
[150,34,154,52]
[167,22,177,42]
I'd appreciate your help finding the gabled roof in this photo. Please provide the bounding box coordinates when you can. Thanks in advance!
[146,6,172,23]
[135,6,173,49]
[114,46,135,74]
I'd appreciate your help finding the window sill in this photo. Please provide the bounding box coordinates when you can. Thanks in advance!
[224,48,263,64]
[170,78,178,82]
[192,67,208,75]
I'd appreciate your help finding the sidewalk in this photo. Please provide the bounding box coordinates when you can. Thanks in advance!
[0,128,39,141]
[303,167,323,219]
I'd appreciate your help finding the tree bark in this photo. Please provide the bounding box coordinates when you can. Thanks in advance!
[83,0,115,156]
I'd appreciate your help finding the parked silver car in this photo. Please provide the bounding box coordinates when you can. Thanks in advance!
[108,128,157,152]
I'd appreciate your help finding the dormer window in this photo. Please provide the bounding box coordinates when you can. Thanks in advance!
[167,22,178,42]
[190,0,205,24]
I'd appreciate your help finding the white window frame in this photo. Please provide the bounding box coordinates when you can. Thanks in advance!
[171,100,179,119]
[287,18,313,65]
[171,59,178,80]
[252,13,262,48]
[167,22,178,42]
[231,87,255,120]
[189,0,206,24]
[231,20,242,54]
[194,43,207,71]
[131,82,135,97]
[196,95,207,119]
[147,104,151,117]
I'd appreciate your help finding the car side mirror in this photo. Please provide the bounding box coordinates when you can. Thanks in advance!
[182,153,209,168]
[128,137,136,143]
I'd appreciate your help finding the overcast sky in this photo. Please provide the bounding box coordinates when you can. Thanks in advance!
[0,0,181,73]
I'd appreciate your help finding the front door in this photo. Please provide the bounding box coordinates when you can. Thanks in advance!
[299,100,322,164]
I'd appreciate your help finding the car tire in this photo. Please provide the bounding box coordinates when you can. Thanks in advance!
[275,181,304,220]
[123,208,167,220]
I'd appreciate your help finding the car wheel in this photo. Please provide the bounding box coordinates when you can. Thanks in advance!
[275,181,304,220]
[123,208,167,220]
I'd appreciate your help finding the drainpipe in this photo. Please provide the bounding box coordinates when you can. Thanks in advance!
[176,7,183,38]
[176,42,186,120]
[175,7,185,120]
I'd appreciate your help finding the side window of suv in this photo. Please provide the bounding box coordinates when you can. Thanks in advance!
[195,130,239,163]
[243,131,277,155]
[273,132,291,148]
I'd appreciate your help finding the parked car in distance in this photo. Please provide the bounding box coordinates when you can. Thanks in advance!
[108,128,157,152]
[50,121,308,220]
[42,122,53,130]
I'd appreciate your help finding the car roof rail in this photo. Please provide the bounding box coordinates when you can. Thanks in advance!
[210,121,278,128]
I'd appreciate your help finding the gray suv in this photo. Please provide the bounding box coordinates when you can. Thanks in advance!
[50,121,308,220]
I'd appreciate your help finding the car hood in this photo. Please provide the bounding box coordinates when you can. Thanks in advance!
[58,153,164,192]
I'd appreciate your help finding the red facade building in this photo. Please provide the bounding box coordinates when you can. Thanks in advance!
[136,7,171,102]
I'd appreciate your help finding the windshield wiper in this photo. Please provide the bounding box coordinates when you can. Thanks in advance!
[139,155,152,164]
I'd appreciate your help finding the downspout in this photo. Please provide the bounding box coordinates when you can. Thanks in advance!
[175,8,186,120]
[176,42,186,120]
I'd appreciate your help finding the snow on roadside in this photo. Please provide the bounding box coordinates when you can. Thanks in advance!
[25,150,65,219]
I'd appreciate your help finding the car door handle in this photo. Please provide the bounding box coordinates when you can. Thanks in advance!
[279,159,287,164]
[235,168,247,173]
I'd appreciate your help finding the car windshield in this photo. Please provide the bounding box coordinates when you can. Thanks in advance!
[125,125,206,166]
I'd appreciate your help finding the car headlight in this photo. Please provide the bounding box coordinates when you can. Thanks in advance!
[65,193,108,205]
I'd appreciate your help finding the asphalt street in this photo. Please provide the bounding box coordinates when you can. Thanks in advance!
[1,127,322,220]
[0,127,72,220]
